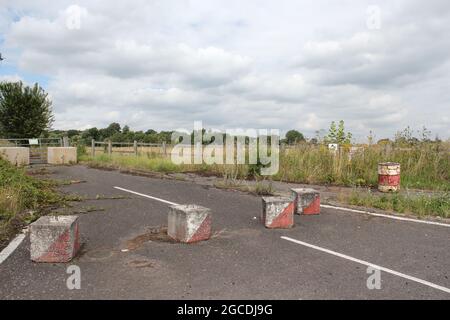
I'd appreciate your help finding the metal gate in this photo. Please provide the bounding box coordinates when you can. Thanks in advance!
[0,138,65,164]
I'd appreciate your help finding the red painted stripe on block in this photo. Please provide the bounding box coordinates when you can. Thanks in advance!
[35,229,73,263]
[378,174,400,186]
[187,215,211,243]
[269,201,294,228]
[303,195,320,215]
[72,223,80,257]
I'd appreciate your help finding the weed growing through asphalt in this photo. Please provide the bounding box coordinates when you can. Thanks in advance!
[0,158,83,249]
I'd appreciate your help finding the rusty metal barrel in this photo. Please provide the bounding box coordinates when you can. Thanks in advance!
[378,162,400,192]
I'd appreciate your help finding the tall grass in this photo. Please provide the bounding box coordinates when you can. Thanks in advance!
[275,143,449,190]
[0,158,61,247]
[81,152,251,178]
[82,153,181,173]
[81,142,449,191]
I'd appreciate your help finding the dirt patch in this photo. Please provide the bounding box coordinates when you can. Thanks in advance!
[125,226,177,250]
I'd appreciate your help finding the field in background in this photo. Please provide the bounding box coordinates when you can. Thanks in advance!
[276,143,449,191]
[80,142,450,191]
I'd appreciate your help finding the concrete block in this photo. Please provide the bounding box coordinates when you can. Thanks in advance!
[291,188,320,215]
[261,196,294,229]
[168,204,212,243]
[47,147,77,164]
[30,215,80,263]
[0,147,30,166]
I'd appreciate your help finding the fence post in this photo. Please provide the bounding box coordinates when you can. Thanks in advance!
[63,136,69,147]
[162,142,166,156]
[91,139,95,157]
[134,140,138,156]
[108,140,112,156]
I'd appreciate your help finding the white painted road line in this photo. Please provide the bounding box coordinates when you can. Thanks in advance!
[321,204,450,228]
[0,234,26,265]
[281,236,450,294]
[114,186,180,206]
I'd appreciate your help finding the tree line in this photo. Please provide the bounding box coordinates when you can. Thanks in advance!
[50,123,174,145]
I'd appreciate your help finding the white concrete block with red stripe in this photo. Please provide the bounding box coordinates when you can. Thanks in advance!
[291,188,320,215]
[30,215,80,263]
[261,196,294,229]
[168,204,212,243]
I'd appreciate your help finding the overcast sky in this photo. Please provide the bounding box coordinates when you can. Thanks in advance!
[0,0,449,141]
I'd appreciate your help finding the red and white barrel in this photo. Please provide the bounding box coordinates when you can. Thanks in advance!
[378,162,400,192]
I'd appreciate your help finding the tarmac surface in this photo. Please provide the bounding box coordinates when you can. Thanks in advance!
[0,165,449,299]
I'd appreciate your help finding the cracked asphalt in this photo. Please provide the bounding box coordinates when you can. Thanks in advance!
[0,165,449,299]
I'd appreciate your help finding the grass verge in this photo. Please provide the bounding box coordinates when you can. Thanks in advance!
[0,159,67,249]
[80,142,449,191]
[338,189,450,218]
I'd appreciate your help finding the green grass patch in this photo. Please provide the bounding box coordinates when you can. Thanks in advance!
[275,143,449,191]
[80,142,449,191]
[81,153,180,173]
[0,158,63,248]
[340,189,450,218]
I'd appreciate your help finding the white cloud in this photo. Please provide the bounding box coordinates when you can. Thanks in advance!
[0,0,449,140]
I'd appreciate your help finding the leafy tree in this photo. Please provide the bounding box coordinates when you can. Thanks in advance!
[78,124,175,144]
[110,132,126,142]
[107,122,121,133]
[326,120,352,144]
[0,81,54,138]
[285,130,305,145]
[145,129,157,135]
[326,121,337,144]
[81,127,99,142]
[159,131,173,143]
[67,129,80,138]
[336,120,346,144]
[99,122,121,140]
[345,132,352,144]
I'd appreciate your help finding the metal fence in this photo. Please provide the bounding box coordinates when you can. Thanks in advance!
[0,137,67,164]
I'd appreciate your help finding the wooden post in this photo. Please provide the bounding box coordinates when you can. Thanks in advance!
[108,140,112,156]
[134,140,138,156]
[91,139,95,157]
[162,142,166,156]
